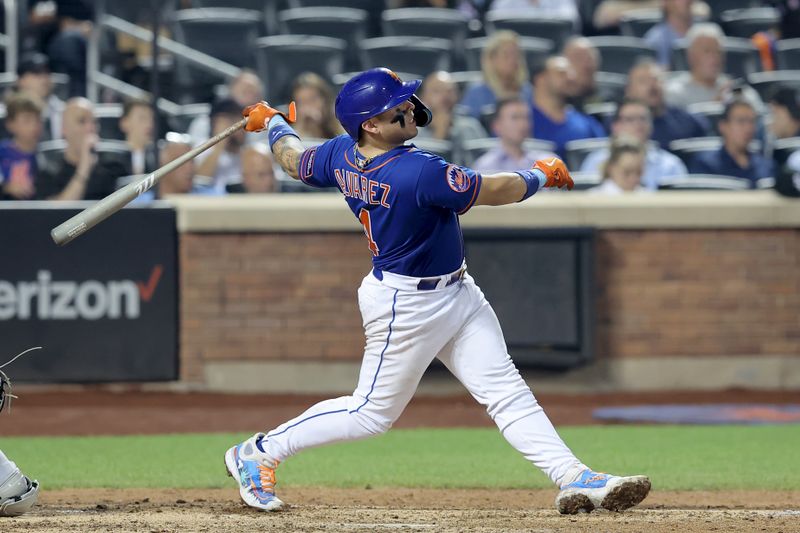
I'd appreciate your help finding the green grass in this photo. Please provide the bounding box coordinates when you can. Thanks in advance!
[1,426,797,491]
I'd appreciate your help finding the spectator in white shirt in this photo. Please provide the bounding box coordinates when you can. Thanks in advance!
[580,97,687,189]
[194,98,246,192]
[589,136,647,194]
[119,98,157,176]
[473,97,555,173]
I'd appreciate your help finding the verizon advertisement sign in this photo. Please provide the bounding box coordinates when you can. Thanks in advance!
[0,206,177,382]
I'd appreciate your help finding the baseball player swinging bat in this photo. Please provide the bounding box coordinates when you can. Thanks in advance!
[225,68,651,515]
[50,103,296,246]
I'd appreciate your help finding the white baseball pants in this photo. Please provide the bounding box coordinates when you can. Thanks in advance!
[262,268,585,487]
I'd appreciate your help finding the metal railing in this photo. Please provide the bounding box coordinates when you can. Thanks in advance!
[2,0,17,75]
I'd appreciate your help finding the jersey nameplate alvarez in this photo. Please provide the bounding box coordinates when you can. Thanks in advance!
[297,135,482,278]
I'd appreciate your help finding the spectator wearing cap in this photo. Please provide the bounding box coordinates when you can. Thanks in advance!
[14,52,65,141]
[530,56,605,159]
[473,97,554,173]
[46,0,94,97]
[119,99,158,176]
[580,98,687,190]
[0,94,43,200]
[194,98,247,192]
[415,71,486,165]
[35,97,127,200]
[227,144,279,194]
[689,98,773,187]
[644,0,697,67]
[664,23,763,111]
[460,30,533,120]
[625,60,709,150]
[562,37,601,110]
[768,86,800,141]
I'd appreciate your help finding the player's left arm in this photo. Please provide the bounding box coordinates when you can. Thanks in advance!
[475,157,574,206]
[242,101,303,180]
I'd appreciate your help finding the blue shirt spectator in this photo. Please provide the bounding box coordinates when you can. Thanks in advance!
[532,105,605,159]
[689,147,773,186]
[643,0,697,67]
[0,140,37,196]
[0,93,43,200]
[461,83,533,122]
[651,106,709,150]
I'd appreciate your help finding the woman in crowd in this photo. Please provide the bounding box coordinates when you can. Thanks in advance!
[290,72,343,140]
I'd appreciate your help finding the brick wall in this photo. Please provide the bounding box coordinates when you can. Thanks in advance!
[180,229,800,383]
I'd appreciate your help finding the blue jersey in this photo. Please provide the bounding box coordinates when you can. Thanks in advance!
[298,134,482,277]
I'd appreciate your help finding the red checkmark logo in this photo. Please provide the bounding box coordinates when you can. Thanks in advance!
[137,265,163,302]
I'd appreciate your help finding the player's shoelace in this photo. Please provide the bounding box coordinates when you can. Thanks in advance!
[256,463,277,494]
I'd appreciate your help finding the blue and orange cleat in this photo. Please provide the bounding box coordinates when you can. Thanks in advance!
[224,433,284,511]
[555,469,651,514]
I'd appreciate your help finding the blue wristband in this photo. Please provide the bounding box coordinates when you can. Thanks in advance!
[267,115,299,150]
[516,169,547,201]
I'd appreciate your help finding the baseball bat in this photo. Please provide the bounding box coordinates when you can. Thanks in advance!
[50,116,249,246]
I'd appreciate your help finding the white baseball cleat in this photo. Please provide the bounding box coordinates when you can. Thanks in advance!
[555,469,651,514]
[225,433,284,511]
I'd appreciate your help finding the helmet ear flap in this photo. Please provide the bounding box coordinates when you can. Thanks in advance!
[409,95,432,128]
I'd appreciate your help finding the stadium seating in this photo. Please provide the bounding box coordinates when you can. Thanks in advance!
[570,171,603,190]
[464,36,553,74]
[658,175,752,190]
[485,11,574,51]
[776,39,800,70]
[383,8,470,70]
[94,104,125,141]
[720,7,780,39]
[671,38,761,80]
[772,137,800,166]
[747,71,800,101]
[360,37,452,78]
[686,101,725,134]
[584,102,617,129]
[461,137,556,167]
[619,9,662,38]
[255,35,346,103]
[586,36,657,75]
[171,9,262,68]
[564,138,610,170]
[279,7,368,70]
[668,137,725,166]
[412,138,453,162]
[594,72,627,104]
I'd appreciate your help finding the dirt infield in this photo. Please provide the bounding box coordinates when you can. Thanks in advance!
[6,487,800,532]
[4,389,799,532]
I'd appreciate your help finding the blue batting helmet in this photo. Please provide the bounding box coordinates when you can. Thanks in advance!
[335,68,422,140]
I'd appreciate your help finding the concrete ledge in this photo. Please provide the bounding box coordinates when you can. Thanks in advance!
[167,191,800,232]
[203,356,800,395]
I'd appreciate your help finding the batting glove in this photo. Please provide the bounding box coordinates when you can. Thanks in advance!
[242,101,297,133]
[533,157,574,190]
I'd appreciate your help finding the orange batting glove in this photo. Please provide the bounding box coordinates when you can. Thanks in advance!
[533,157,574,191]
[242,101,297,132]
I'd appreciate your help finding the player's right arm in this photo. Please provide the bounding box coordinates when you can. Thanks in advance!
[271,135,304,180]
[477,158,574,206]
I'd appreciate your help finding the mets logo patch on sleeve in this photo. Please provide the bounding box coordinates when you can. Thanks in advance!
[446,164,471,192]
[300,147,316,181]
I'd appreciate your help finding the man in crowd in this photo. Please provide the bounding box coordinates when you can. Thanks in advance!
[473,98,554,173]
[644,0,696,67]
[194,98,247,193]
[14,52,64,141]
[35,97,126,200]
[580,98,686,189]
[562,37,601,110]
[227,144,279,194]
[768,86,800,141]
[625,60,709,150]
[689,98,773,187]
[188,70,264,146]
[531,56,605,159]
[119,98,157,176]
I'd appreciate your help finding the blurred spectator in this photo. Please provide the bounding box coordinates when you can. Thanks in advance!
[187,70,264,146]
[13,53,64,141]
[290,73,343,140]
[0,94,43,200]
[644,0,696,67]
[588,136,647,194]
[625,60,709,149]
[460,31,533,120]
[46,0,94,97]
[768,87,800,140]
[134,134,220,203]
[415,71,486,165]
[472,98,554,173]
[689,98,773,186]
[531,56,605,159]
[35,97,125,200]
[489,0,580,29]
[194,98,246,192]
[562,37,600,110]
[768,0,800,40]
[227,144,278,194]
[592,0,708,31]
[580,98,687,190]
[119,99,157,176]
[664,23,763,111]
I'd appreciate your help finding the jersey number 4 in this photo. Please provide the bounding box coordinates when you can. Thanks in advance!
[358,208,379,256]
